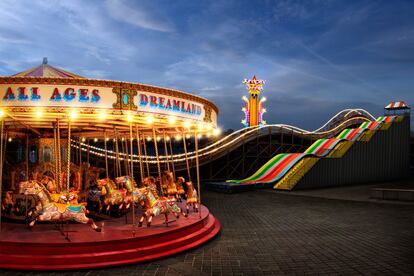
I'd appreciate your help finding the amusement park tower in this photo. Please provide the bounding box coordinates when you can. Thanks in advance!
[241,75,266,127]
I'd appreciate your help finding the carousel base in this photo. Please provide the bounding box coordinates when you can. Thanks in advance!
[0,203,220,270]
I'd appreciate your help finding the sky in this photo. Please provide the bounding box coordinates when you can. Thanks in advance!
[0,0,413,130]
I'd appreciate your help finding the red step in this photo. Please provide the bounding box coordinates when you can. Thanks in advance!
[0,207,220,270]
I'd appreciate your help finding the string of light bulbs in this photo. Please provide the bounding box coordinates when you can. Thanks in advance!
[70,110,373,163]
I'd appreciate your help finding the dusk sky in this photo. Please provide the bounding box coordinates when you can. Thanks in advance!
[0,0,413,130]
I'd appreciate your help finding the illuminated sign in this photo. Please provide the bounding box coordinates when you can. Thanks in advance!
[2,85,101,103]
[0,84,213,123]
[138,93,202,116]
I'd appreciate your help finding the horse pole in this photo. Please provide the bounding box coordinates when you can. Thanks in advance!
[194,130,202,219]
[57,119,62,191]
[104,132,109,179]
[152,127,163,196]
[168,138,176,181]
[135,125,144,183]
[66,119,71,192]
[129,123,136,235]
[163,131,170,172]
[53,124,58,191]
[142,133,150,178]
[182,131,191,182]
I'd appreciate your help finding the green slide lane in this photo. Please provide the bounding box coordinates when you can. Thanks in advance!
[304,139,325,154]
[337,128,352,139]
[227,153,287,183]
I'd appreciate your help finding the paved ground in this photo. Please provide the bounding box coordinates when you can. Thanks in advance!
[275,179,414,204]
[1,187,413,275]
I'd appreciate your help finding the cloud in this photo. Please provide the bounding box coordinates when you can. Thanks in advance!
[105,0,174,32]
[0,0,413,131]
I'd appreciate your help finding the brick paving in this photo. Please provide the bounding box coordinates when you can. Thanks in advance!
[1,188,413,275]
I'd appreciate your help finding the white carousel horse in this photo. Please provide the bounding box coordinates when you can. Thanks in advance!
[18,181,101,232]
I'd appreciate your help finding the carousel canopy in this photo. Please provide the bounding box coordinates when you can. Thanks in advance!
[12,58,84,79]
[0,59,219,139]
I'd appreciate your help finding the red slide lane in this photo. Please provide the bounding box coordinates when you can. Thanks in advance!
[252,153,302,183]
[347,128,361,140]
[315,138,337,156]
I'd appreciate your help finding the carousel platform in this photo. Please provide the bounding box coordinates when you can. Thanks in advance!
[0,202,220,270]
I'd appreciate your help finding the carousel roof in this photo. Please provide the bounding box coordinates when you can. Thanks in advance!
[11,58,84,79]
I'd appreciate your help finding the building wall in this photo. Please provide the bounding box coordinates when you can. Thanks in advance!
[295,116,410,189]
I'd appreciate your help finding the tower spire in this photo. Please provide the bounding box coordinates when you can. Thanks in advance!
[241,76,266,127]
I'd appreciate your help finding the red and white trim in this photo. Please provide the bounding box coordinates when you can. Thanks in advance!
[385,101,409,109]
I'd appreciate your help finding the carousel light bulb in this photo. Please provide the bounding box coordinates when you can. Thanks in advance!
[0,110,4,117]
[262,97,267,102]
[126,113,134,122]
[168,116,177,125]
[262,108,267,113]
[185,134,191,139]
[183,121,192,129]
[166,136,170,141]
[242,96,248,100]
[197,123,205,131]
[81,137,86,142]
[94,138,98,142]
[146,136,152,141]
[98,111,106,121]
[213,128,221,136]
[69,110,78,120]
[242,107,246,112]
[35,109,43,118]
[106,137,109,141]
[206,132,212,138]
[197,133,202,139]
[156,136,161,142]
[175,134,182,141]
[121,137,125,141]
[8,137,12,142]
[146,116,154,124]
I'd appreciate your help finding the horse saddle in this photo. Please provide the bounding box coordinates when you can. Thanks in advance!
[54,203,84,213]
[67,204,83,213]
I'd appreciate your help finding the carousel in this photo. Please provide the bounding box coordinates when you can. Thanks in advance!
[0,58,220,270]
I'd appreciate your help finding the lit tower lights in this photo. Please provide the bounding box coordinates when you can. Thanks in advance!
[241,75,266,127]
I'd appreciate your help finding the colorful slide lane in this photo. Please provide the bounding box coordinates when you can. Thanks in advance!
[227,116,398,187]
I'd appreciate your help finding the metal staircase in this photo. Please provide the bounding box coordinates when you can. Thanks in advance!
[327,141,353,158]
[274,157,319,190]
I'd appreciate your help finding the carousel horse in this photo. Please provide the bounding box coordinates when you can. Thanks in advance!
[87,180,102,212]
[175,177,186,202]
[142,176,160,199]
[40,175,66,203]
[18,181,101,232]
[1,191,18,215]
[135,186,187,227]
[115,176,138,209]
[96,178,126,212]
[61,171,81,192]
[185,181,199,214]
[160,174,169,195]
[164,171,178,199]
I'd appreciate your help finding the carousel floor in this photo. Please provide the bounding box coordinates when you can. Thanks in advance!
[0,202,220,270]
